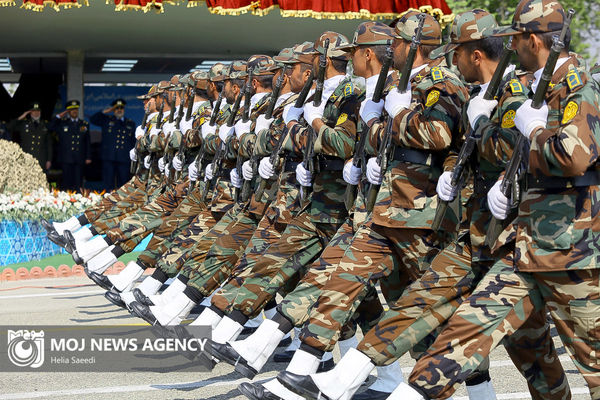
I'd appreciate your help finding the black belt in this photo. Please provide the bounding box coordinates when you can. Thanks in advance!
[474,177,496,194]
[284,161,300,172]
[525,169,600,190]
[318,157,345,171]
[393,147,441,166]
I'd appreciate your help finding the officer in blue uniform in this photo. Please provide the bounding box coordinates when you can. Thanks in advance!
[90,98,136,190]
[49,100,91,191]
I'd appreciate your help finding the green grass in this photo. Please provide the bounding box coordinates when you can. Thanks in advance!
[0,252,142,273]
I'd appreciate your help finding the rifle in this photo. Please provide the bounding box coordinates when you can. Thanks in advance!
[148,100,166,180]
[299,38,329,202]
[167,93,176,123]
[366,15,425,212]
[484,9,574,247]
[201,84,246,202]
[432,38,513,231]
[344,44,393,210]
[185,87,195,121]
[209,92,224,126]
[255,71,315,201]
[130,109,149,175]
[173,87,195,182]
[241,65,288,202]
[234,70,254,201]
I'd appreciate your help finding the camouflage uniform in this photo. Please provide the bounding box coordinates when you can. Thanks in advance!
[295,14,468,354]
[210,33,365,323]
[408,2,600,398]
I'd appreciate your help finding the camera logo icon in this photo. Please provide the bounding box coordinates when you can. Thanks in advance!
[7,329,45,368]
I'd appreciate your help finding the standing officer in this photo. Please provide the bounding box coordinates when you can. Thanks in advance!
[8,101,53,171]
[90,98,137,190]
[49,100,91,191]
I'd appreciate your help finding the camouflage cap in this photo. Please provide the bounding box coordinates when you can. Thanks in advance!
[136,84,158,99]
[227,60,248,80]
[492,0,566,36]
[338,22,393,52]
[272,47,297,66]
[179,73,192,86]
[292,41,316,65]
[306,32,351,60]
[372,11,442,46]
[247,55,277,76]
[191,70,209,90]
[430,9,498,58]
[209,62,229,82]
[170,73,187,91]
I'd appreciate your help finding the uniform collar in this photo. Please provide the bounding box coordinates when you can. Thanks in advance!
[532,56,569,93]
[323,75,345,101]
[479,64,516,93]
[250,92,270,110]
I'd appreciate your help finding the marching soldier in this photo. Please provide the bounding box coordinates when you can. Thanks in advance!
[90,98,136,190]
[48,100,91,191]
[8,101,52,170]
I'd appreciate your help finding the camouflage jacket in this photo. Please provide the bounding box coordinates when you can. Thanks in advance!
[469,70,530,262]
[284,76,365,224]
[516,54,600,272]
[368,59,468,230]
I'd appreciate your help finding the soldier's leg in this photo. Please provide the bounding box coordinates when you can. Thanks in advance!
[404,255,547,400]
[534,270,600,399]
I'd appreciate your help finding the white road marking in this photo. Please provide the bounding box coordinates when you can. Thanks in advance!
[0,290,103,300]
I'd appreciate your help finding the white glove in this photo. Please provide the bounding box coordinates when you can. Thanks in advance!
[158,157,166,173]
[162,121,176,137]
[204,164,214,181]
[366,157,382,185]
[202,123,217,139]
[384,87,412,118]
[218,125,235,142]
[303,102,326,126]
[255,115,273,132]
[514,99,548,139]
[436,171,458,202]
[144,155,151,169]
[149,126,161,137]
[283,105,303,125]
[242,160,254,181]
[180,117,194,134]
[343,160,362,185]
[258,157,275,180]
[172,154,183,171]
[230,168,242,188]
[467,93,498,130]
[129,148,137,162]
[487,180,511,220]
[234,119,252,139]
[188,162,199,181]
[360,99,384,123]
[135,125,145,139]
[295,163,312,187]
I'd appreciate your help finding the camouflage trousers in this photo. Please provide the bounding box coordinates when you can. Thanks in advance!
[83,176,140,223]
[407,253,586,399]
[154,206,225,278]
[186,208,263,297]
[152,200,234,278]
[277,217,385,341]
[136,187,208,268]
[297,216,442,353]
[91,175,164,234]
[212,211,342,319]
[106,179,189,252]
[356,240,570,400]
[208,207,294,311]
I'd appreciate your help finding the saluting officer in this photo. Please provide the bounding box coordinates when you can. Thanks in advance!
[8,102,53,171]
[90,98,136,190]
[49,100,91,191]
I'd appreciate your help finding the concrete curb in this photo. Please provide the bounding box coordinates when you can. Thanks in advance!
[0,262,130,281]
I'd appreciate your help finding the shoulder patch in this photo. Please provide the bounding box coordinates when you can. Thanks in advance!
[344,82,353,97]
[566,69,583,91]
[198,117,205,126]
[508,79,523,95]
[425,90,440,107]
[562,101,578,124]
[336,113,348,126]
[431,67,444,83]
[501,110,516,128]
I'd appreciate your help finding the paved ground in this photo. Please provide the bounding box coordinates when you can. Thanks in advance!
[0,276,592,399]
